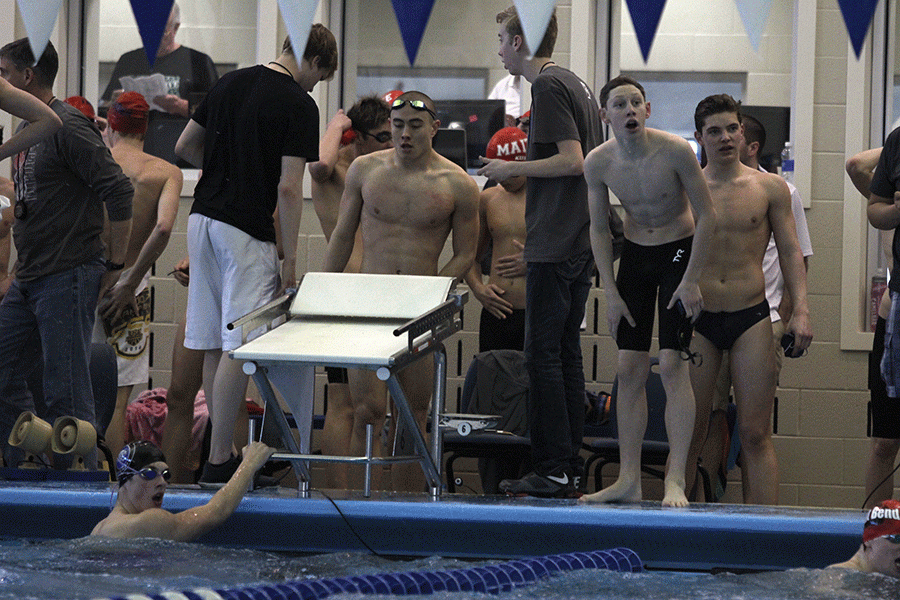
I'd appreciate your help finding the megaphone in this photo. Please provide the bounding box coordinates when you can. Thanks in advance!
[7,411,52,467]
[51,416,97,470]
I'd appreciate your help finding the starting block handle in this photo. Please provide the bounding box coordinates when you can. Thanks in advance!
[394,292,466,353]
[227,289,296,343]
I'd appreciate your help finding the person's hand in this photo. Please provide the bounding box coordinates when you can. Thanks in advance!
[473,283,514,319]
[153,94,189,118]
[605,293,635,340]
[668,281,703,322]
[477,157,516,182]
[97,269,122,310]
[494,240,526,278]
[785,312,813,357]
[240,442,275,472]
[99,278,138,324]
[171,256,189,287]
[329,109,352,133]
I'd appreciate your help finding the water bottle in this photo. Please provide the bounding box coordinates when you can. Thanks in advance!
[781,141,794,184]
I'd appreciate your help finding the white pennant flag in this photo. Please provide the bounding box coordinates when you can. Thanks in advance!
[513,0,559,59]
[16,0,63,64]
[734,0,773,53]
[277,0,321,57]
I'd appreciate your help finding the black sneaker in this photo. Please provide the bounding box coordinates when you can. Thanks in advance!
[199,454,280,489]
[499,466,578,498]
[198,455,240,489]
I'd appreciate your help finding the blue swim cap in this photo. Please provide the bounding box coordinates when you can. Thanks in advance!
[116,441,165,484]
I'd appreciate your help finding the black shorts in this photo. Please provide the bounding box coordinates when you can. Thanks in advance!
[615,236,693,351]
[870,316,900,439]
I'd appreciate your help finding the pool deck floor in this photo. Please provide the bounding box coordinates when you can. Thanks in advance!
[0,480,865,571]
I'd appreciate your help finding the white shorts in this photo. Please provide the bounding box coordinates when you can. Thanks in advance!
[92,272,151,387]
[185,214,280,352]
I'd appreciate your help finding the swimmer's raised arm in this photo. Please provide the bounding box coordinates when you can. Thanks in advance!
[308,109,351,182]
[0,77,61,161]
[175,119,204,168]
[93,442,275,542]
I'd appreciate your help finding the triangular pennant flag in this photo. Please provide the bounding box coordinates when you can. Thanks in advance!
[836,0,880,59]
[390,0,436,66]
[733,0,773,53]
[624,0,667,63]
[16,0,63,64]
[278,0,321,59]
[129,0,175,68]
[513,0,558,59]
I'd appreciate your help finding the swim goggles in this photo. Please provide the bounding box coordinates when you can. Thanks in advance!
[360,130,392,143]
[390,98,437,120]
[864,518,900,543]
[119,464,171,483]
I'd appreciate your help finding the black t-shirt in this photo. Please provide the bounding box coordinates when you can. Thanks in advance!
[525,65,602,262]
[189,65,319,243]
[871,126,900,292]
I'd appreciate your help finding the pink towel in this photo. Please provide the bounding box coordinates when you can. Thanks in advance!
[124,388,210,471]
[124,387,168,446]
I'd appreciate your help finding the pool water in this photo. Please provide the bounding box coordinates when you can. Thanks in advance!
[0,537,898,600]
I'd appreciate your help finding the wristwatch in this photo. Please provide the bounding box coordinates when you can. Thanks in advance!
[105,260,125,271]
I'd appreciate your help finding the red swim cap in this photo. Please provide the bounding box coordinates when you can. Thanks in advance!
[486,126,528,162]
[863,499,900,543]
[108,91,149,136]
[64,96,95,120]
[383,90,404,105]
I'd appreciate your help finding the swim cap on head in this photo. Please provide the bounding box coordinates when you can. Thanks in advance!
[64,96,95,120]
[116,440,165,485]
[383,90,403,105]
[108,91,149,136]
[486,126,528,162]
[863,499,900,543]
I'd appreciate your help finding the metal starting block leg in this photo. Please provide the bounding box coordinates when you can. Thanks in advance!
[378,348,445,496]
[243,361,313,496]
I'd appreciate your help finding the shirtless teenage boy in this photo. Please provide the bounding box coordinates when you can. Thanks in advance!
[466,126,528,352]
[324,91,479,491]
[310,95,392,489]
[91,440,273,541]
[96,92,183,456]
[688,94,812,505]
[580,75,716,507]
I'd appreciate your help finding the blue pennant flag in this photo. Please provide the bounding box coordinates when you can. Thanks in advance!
[624,0,668,62]
[129,0,175,68]
[836,0,880,59]
[391,0,436,66]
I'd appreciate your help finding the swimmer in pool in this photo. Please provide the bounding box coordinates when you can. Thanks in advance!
[830,499,900,578]
[91,440,273,541]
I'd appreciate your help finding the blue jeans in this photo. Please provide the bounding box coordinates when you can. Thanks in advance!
[0,257,104,468]
[524,249,593,473]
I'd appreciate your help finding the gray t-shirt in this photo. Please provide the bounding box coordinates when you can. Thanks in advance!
[12,100,133,281]
[524,65,602,263]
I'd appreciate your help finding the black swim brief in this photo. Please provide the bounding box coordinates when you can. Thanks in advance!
[693,300,770,351]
